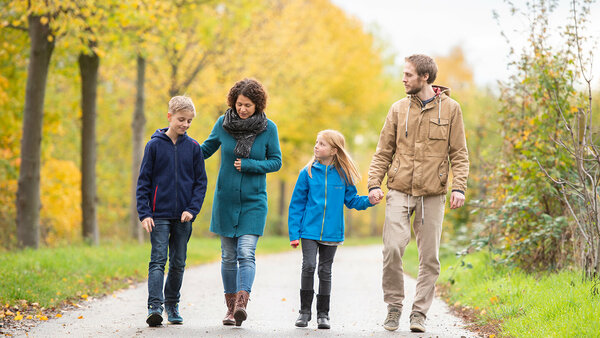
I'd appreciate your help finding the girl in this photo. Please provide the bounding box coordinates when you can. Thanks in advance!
[288,129,375,329]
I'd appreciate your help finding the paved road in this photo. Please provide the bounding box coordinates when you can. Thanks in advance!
[21,245,474,337]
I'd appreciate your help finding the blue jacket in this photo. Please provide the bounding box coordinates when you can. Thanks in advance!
[288,162,372,242]
[200,115,282,237]
[136,128,208,222]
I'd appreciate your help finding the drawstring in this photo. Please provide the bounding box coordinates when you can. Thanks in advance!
[405,101,411,138]
[421,196,424,225]
[406,195,410,223]
[438,96,441,124]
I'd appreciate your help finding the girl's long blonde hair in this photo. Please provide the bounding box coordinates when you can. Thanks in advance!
[307,130,361,185]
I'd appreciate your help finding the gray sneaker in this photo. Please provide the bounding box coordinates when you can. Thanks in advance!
[409,312,426,332]
[383,307,401,331]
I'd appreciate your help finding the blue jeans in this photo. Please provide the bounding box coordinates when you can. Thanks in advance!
[147,219,192,310]
[220,235,259,293]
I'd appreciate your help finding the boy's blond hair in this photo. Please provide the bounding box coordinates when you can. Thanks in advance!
[306,129,361,185]
[168,95,196,116]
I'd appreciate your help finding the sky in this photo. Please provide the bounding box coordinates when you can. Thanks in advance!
[330,0,600,88]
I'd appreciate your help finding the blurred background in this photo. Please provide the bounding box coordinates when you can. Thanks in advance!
[1,0,600,275]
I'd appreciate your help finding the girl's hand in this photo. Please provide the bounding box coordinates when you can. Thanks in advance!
[290,240,299,248]
[234,158,242,171]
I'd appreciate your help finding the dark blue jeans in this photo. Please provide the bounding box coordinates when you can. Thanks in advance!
[147,219,192,310]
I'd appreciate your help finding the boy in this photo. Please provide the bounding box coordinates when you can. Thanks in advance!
[136,95,208,327]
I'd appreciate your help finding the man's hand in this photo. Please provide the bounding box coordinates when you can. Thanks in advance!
[290,240,299,248]
[368,188,384,205]
[181,211,193,222]
[450,191,466,209]
[234,158,242,171]
[141,217,155,233]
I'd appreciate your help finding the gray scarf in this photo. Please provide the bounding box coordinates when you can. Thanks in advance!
[222,108,268,158]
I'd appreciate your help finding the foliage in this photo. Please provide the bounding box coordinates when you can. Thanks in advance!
[479,0,597,272]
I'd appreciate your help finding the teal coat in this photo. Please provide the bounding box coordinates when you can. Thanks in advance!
[200,115,282,237]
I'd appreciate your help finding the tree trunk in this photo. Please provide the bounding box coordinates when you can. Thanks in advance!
[16,15,55,248]
[79,51,99,245]
[278,179,286,236]
[131,55,146,243]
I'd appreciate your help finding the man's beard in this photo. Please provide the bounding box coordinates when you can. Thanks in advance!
[405,85,422,95]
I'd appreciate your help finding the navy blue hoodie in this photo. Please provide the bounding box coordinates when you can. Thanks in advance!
[136,128,207,222]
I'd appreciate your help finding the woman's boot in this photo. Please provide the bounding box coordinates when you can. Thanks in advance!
[222,293,236,325]
[295,289,314,327]
[233,290,250,326]
[316,294,330,329]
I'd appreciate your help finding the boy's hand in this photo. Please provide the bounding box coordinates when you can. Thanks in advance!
[141,217,155,233]
[290,240,299,248]
[234,158,242,171]
[181,211,193,222]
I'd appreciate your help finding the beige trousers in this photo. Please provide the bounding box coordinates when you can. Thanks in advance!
[382,189,445,316]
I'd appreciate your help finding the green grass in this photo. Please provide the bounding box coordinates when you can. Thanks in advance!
[402,243,600,337]
[0,236,381,309]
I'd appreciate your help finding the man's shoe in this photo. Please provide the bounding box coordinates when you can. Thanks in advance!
[383,307,401,331]
[409,312,426,332]
[146,306,163,327]
[165,303,183,324]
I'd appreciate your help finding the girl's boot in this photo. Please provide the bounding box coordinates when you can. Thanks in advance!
[233,290,250,326]
[222,293,236,325]
[295,289,314,327]
[316,294,330,329]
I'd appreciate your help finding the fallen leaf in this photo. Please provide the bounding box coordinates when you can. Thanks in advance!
[5,310,14,316]
[81,294,89,300]
[56,313,62,318]
[26,315,32,320]
[281,298,286,301]
[14,314,23,321]
[40,316,48,321]
[78,315,83,319]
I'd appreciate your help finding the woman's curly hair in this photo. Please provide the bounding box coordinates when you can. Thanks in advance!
[227,78,268,113]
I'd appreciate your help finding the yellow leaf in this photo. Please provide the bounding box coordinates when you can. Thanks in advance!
[281,298,286,301]
[26,315,33,319]
[5,310,14,316]
[40,16,48,25]
[81,294,88,300]
[78,315,84,319]
[56,313,62,318]
[571,106,579,113]
[14,314,23,321]
[40,315,48,321]
[47,35,54,42]
[490,296,498,304]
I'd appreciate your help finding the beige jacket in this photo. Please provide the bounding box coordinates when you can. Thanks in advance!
[368,86,469,196]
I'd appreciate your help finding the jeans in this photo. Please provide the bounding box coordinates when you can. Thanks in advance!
[147,219,192,310]
[220,235,259,293]
[300,238,338,295]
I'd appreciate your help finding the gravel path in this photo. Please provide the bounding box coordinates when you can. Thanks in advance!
[20,245,475,337]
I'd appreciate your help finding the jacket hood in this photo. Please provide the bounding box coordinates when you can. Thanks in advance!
[151,127,188,142]
[432,85,450,97]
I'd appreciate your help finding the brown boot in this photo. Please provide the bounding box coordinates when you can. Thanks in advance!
[233,290,250,326]
[222,293,236,325]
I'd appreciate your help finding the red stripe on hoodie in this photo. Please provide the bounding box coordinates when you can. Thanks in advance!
[153,186,158,212]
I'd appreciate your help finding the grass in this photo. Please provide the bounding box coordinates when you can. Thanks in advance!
[0,235,381,309]
[401,242,600,337]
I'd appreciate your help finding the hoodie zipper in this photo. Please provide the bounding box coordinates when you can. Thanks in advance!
[320,165,328,240]
[174,141,178,212]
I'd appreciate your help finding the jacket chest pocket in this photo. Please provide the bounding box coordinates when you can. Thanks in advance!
[428,118,449,140]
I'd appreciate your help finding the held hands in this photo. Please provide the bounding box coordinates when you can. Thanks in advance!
[368,188,384,205]
[181,211,193,222]
[141,217,155,233]
[450,191,466,209]
[290,240,299,248]
[234,158,242,172]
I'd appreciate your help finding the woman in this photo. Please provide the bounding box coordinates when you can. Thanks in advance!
[200,78,282,327]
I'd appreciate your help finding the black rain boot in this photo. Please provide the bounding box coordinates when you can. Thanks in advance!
[295,289,314,327]
[316,294,330,329]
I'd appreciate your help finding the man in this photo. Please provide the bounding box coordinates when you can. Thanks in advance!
[368,54,469,333]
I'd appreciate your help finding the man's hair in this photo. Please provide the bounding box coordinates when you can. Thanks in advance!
[168,95,196,115]
[405,54,438,84]
[227,78,268,113]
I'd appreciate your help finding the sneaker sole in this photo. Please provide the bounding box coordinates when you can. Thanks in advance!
[146,313,163,327]
[168,319,183,325]
[383,324,399,331]
[410,324,425,332]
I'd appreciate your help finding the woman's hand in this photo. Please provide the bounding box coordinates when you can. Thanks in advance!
[290,240,299,248]
[234,158,242,171]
